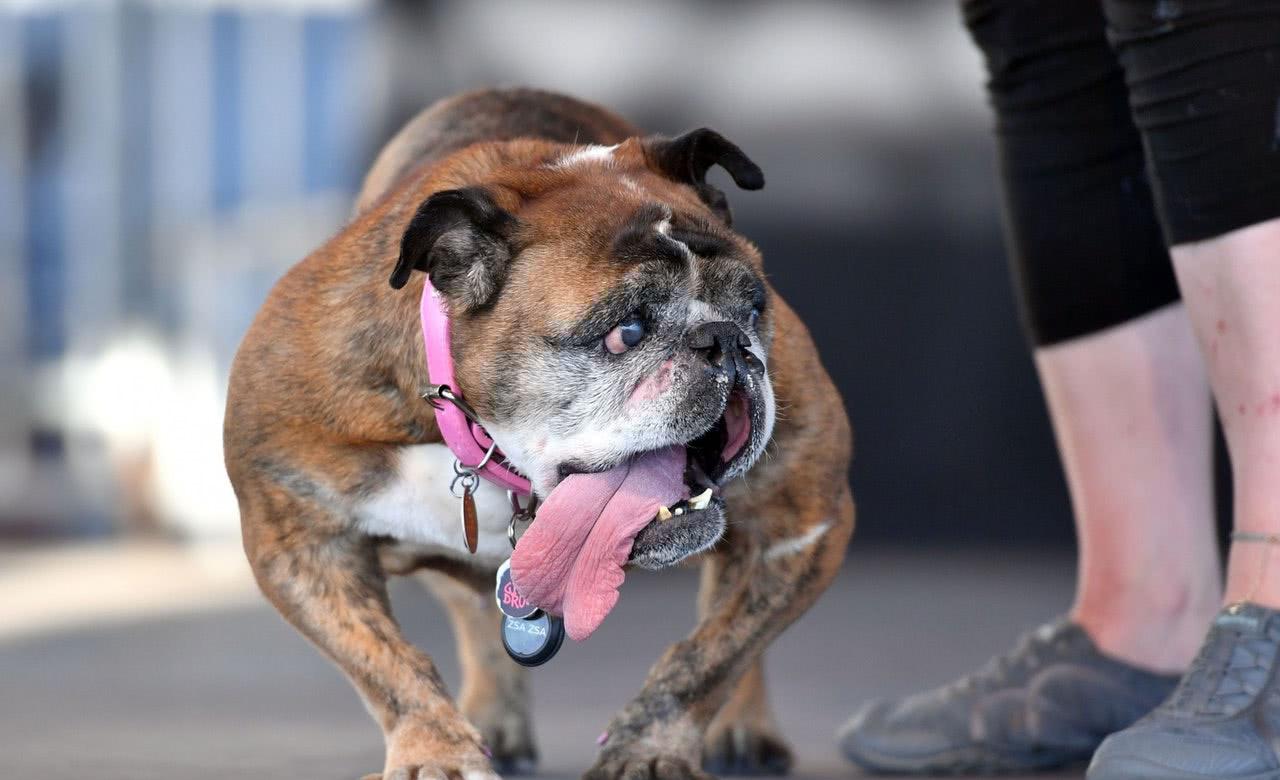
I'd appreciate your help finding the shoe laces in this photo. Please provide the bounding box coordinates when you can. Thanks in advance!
[1166,608,1280,717]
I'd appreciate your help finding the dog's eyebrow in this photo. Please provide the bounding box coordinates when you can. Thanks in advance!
[548,274,675,348]
[613,207,734,265]
[666,227,731,258]
[612,204,686,265]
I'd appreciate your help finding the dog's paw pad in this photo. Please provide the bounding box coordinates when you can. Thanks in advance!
[365,767,502,780]
[702,725,794,776]
[585,756,713,780]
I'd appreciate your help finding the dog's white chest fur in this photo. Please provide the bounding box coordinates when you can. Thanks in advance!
[355,443,512,564]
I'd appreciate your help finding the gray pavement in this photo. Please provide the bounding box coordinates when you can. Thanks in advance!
[0,546,1086,780]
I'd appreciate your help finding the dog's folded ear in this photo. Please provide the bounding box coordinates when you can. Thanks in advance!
[643,128,764,225]
[390,187,517,310]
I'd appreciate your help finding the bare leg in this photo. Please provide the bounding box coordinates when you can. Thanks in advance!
[839,304,1216,773]
[1169,220,1280,607]
[1037,303,1221,672]
[1086,223,1280,780]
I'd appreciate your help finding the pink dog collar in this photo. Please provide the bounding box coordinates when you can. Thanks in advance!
[421,279,532,496]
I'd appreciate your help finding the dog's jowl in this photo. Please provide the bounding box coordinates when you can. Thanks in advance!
[224,88,854,779]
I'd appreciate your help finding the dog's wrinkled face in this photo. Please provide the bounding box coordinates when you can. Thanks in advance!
[392,130,773,568]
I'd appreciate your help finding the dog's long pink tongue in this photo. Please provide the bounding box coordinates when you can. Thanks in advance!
[510,446,686,641]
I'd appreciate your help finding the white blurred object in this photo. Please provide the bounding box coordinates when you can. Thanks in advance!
[50,333,237,537]
[37,196,351,539]
[2,2,377,537]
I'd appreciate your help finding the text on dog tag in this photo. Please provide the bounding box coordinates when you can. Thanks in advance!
[501,611,564,667]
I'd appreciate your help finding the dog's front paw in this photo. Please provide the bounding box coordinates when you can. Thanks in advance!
[364,718,500,780]
[584,753,713,780]
[702,722,793,776]
[586,711,710,780]
[363,769,500,780]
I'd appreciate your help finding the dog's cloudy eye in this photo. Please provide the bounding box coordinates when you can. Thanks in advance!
[605,316,646,354]
[749,308,761,330]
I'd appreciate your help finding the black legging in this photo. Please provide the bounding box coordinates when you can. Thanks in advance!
[962,0,1280,346]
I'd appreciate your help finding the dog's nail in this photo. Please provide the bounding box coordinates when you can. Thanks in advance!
[657,506,673,521]
[597,731,609,746]
[689,488,712,510]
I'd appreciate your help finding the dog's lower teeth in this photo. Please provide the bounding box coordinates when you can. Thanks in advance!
[689,488,713,510]
[657,493,710,522]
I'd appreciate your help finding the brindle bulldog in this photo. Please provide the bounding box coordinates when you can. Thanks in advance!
[224,87,853,780]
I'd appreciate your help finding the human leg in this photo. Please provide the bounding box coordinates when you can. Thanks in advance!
[839,1,1216,771]
[1081,0,1280,776]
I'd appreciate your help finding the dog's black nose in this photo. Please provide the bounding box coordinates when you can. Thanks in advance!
[687,321,751,385]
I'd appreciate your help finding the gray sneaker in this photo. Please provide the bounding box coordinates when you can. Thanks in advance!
[1089,603,1280,780]
[838,619,1179,774]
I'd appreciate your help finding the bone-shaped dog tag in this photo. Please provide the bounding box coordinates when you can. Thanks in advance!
[495,557,563,666]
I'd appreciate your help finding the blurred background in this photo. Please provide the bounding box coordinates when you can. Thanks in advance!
[1,0,1067,546]
[0,2,1207,778]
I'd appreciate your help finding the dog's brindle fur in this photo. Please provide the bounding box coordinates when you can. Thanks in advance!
[225,88,853,779]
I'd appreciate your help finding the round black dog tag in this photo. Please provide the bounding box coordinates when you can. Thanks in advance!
[501,612,565,667]
[494,559,539,619]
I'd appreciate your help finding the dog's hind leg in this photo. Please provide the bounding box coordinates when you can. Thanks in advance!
[239,493,497,780]
[701,656,792,775]
[418,570,538,774]
[696,544,793,776]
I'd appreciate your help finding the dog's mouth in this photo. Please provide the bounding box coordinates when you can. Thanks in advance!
[686,387,753,488]
[508,388,753,642]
